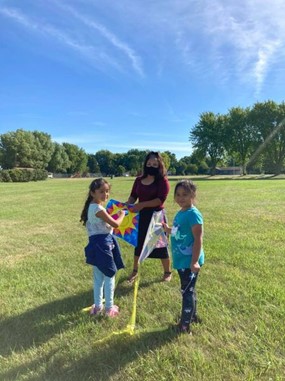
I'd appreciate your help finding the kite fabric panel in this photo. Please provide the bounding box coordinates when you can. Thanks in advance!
[106,199,139,247]
[138,210,168,263]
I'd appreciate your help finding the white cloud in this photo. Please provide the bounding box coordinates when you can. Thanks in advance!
[54,2,144,77]
[196,0,285,94]
[0,7,127,73]
[52,128,191,153]
[106,0,285,94]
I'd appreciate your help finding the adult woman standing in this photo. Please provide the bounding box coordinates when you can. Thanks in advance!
[127,151,172,283]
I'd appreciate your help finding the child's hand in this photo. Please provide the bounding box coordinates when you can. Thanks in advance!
[162,222,172,234]
[191,261,200,273]
[112,210,127,220]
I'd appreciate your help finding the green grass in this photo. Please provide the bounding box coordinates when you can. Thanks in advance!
[0,177,284,381]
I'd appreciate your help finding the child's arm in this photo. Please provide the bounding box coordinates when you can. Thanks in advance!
[96,209,126,228]
[191,224,203,273]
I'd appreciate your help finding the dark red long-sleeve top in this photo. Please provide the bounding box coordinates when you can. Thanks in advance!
[130,176,170,211]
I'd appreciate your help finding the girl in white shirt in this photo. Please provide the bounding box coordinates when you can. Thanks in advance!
[80,178,125,317]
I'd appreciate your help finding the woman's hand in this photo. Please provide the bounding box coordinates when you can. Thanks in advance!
[131,202,144,213]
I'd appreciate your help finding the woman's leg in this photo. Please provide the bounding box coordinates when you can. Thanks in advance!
[93,266,104,308]
[177,269,198,331]
[104,274,116,310]
[161,257,171,272]
[128,255,139,282]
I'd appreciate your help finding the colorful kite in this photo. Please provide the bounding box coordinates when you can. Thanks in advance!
[106,199,139,247]
[138,210,168,263]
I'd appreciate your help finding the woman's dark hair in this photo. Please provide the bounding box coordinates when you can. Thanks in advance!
[80,178,110,226]
[142,151,167,179]
[174,179,197,199]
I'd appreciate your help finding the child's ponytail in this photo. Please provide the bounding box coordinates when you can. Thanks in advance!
[80,195,93,226]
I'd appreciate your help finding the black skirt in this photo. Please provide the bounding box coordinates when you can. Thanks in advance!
[134,208,169,259]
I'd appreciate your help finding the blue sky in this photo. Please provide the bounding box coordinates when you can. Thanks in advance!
[1,0,285,159]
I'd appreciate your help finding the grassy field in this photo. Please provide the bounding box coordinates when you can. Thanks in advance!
[0,177,284,381]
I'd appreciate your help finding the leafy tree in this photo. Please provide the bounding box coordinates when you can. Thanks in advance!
[186,163,198,175]
[198,161,209,174]
[32,131,54,169]
[249,101,285,175]
[0,129,34,168]
[190,112,226,175]
[48,143,70,173]
[0,129,53,169]
[179,155,192,165]
[95,150,114,175]
[63,143,88,174]
[113,153,126,173]
[163,150,178,174]
[224,107,258,175]
[188,150,209,174]
[87,154,100,174]
[176,160,187,175]
[116,165,126,176]
[164,151,178,169]
[125,149,146,175]
[161,152,171,171]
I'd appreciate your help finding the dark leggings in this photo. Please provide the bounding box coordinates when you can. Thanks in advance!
[177,269,199,327]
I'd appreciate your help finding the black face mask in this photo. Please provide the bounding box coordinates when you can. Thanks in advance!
[145,166,159,176]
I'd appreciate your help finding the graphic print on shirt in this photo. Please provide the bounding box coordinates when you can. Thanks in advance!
[171,223,193,256]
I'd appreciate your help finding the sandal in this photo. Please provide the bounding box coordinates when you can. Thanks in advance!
[127,269,138,283]
[90,304,103,315]
[106,305,119,318]
[162,271,172,282]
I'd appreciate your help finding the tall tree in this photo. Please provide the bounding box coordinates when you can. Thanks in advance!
[48,143,70,173]
[63,143,88,174]
[249,101,285,175]
[125,149,146,175]
[95,150,114,175]
[190,112,226,175]
[224,107,258,175]
[164,150,178,174]
[32,131,54,169]
[0,129,53,169]
[161,152,171,171]
[87,154,100,174]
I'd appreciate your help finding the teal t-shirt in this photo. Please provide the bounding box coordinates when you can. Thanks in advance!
[170,206,204,270]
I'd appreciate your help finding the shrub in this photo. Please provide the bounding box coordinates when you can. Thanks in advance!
[0,168,48,182]
[0,170,12,182]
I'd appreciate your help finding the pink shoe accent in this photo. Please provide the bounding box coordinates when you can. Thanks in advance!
[106,305,119,317]
[90,304,103,315]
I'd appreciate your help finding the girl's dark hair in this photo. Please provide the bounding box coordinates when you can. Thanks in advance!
[80,178,110,226]
[142,151,167,179]
[174,179,197,199]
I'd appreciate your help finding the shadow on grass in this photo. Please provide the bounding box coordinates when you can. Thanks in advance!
[0,273,161,357]
[2,325,179,381]
[0,290,92,357]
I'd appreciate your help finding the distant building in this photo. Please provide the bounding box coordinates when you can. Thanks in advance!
[215,166,242,175]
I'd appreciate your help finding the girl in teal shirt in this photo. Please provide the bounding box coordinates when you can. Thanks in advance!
[163,179,204,334]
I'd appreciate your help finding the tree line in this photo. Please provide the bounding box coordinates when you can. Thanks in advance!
[0,130,209,177]
[0,99,284,179]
